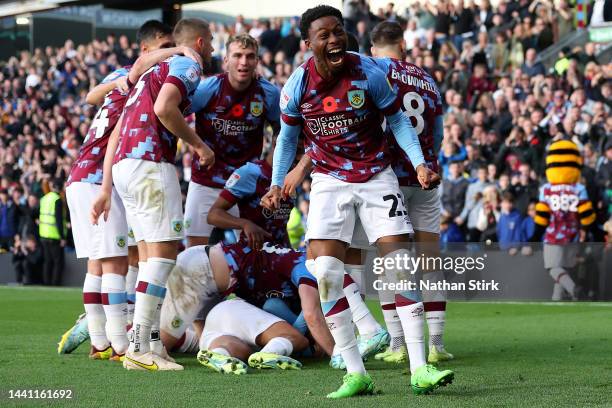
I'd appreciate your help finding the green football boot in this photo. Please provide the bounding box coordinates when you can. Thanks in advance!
[374,345,407,363]
[326,373,374,399]
[248,352,302,370]
[197,349,248,375]
[428,345,454,363]
[411,364,454,395]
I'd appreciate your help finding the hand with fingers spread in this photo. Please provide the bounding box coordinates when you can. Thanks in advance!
[114,76,129,93]
[90,191,111,225]
[261,186,283,212]
[243,220,272,250]
[416,164,441,190]
[180,46,203,68]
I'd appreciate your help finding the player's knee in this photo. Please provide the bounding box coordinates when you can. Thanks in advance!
[313,256,345,301]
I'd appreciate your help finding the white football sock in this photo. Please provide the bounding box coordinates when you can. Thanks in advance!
[261,337,293,356]
[396,300,426,374]
[344,273,381,338]
[211,347,230,356]
[176,327,199,354]
[101,273,128,354]
[422,271,447,349]
[385,249,426,373]
[315,256,365,375]
[125,265,138,326]
[345,264,365,295]
[378,276,404,351]
[83,273,109,350]
[129,258,174,354]
[552,283,563,301]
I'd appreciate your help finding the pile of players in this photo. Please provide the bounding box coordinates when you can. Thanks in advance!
[57,6,457,398]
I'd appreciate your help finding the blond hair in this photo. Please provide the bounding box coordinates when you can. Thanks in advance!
[226,33,259,55]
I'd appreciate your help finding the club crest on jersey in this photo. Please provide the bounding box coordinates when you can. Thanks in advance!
[171,317,183,329]
[116,236,126,248]
[250,101,263,117]
[171,220,183,233]
[347,90,365,109]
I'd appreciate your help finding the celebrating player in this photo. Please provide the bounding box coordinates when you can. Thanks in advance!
[59,20,199,360]
[262,6,452,398]
[91,18,214,371]
[184,33,280,247]
[368,21,451,364]
[197,297,307,374]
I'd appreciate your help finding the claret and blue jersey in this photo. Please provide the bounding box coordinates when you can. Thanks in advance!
[67,66,130,186]
[114,55,201,164]
[273,52,425,186]
[371,57,444,187]
[190,73,280,188]
[220,159,293,247]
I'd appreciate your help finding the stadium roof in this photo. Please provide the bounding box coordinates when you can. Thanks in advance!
[0,0,208,17]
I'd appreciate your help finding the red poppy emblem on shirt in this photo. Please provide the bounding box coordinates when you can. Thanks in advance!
[322,97,338,113]
[231,104,244,117]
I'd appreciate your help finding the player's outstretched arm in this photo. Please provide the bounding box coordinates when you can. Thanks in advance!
[207,196,271,249]
[282,153,313,200]
[387,110,440,189]
[128,46,202,85]
[299,284,335,356]
[154,83,214,169]
[264,122,301,211]
[90,115,123,225]
[86,77,127,106]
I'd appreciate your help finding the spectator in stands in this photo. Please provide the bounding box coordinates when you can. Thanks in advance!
[442,161,470,219]
[476,185,500,242]
[521,48,546,77]
[38,179,65,286]
[497,192,523,254]
[457,164,490,228]
[0,189,18,251]
[11,234,43,284]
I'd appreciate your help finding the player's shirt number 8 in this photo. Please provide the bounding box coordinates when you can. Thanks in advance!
[381,92,425,136]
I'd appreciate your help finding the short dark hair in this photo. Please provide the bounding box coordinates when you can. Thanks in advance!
[136,20,172,44]
[51,178,63,191]
[502,192,515,202]
[370,20,403,46]
[173,18,210,45]
[299,5,344,40]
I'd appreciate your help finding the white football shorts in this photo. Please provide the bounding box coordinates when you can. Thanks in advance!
[306,166,413,246]
[112,158,184,243]
[66,182,128,259]
[199,298,283,350]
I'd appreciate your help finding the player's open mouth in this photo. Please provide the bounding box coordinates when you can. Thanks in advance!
[326,48,345,66]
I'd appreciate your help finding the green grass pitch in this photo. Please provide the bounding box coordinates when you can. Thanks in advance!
[1,286,611,407]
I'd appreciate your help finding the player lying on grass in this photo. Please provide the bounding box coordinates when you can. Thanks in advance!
[159,242,333,359]
[58,20,204,360]
[197,297,307,374]
[206,138,389,362]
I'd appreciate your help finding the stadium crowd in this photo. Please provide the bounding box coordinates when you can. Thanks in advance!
[0,0,610,286]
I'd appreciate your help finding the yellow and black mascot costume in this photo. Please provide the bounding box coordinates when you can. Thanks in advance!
[533,140,596,300]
